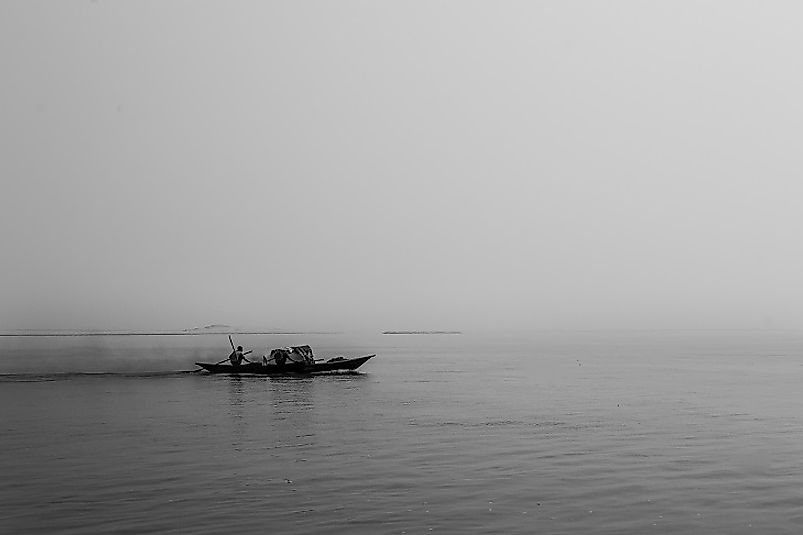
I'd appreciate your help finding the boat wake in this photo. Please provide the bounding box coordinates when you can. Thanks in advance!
[0,371,197,383]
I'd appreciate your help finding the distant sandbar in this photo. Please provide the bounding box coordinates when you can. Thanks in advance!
[382,331,462,335]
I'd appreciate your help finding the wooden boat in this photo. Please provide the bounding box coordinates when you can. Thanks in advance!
[195,354,375,375]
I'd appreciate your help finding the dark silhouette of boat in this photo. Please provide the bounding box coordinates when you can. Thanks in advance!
[195,354,375,375]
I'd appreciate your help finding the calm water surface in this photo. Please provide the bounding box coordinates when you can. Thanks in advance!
[1,331,802,534]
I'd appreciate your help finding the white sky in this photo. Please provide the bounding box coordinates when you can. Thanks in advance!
[2,1,803,331]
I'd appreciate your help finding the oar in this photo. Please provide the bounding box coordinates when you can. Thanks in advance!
[217,336,237,365]
[215,353,234,365]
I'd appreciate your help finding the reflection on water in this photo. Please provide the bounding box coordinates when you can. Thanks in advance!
[272,377,316,413]
[1,331,803,534]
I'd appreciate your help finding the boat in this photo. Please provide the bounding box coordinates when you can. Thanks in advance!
[195,355,374,375]
[195,345,375,375]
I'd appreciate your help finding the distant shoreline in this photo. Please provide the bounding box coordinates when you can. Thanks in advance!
[0,331,340,337]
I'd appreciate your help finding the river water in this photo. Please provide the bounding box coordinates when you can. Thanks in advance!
[1,330,802,533]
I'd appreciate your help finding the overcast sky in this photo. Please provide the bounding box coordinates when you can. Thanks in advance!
[2,1,803,331]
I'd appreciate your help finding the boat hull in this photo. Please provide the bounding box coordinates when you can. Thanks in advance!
[195,355,375,375]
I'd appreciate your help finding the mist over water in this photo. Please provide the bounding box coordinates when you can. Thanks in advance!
[2,331,803,533]
[5,2,803,333]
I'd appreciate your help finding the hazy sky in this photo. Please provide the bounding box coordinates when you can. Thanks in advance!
[3,1,803,331]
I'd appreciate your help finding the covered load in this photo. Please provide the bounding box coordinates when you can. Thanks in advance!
[269,345,315,365]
